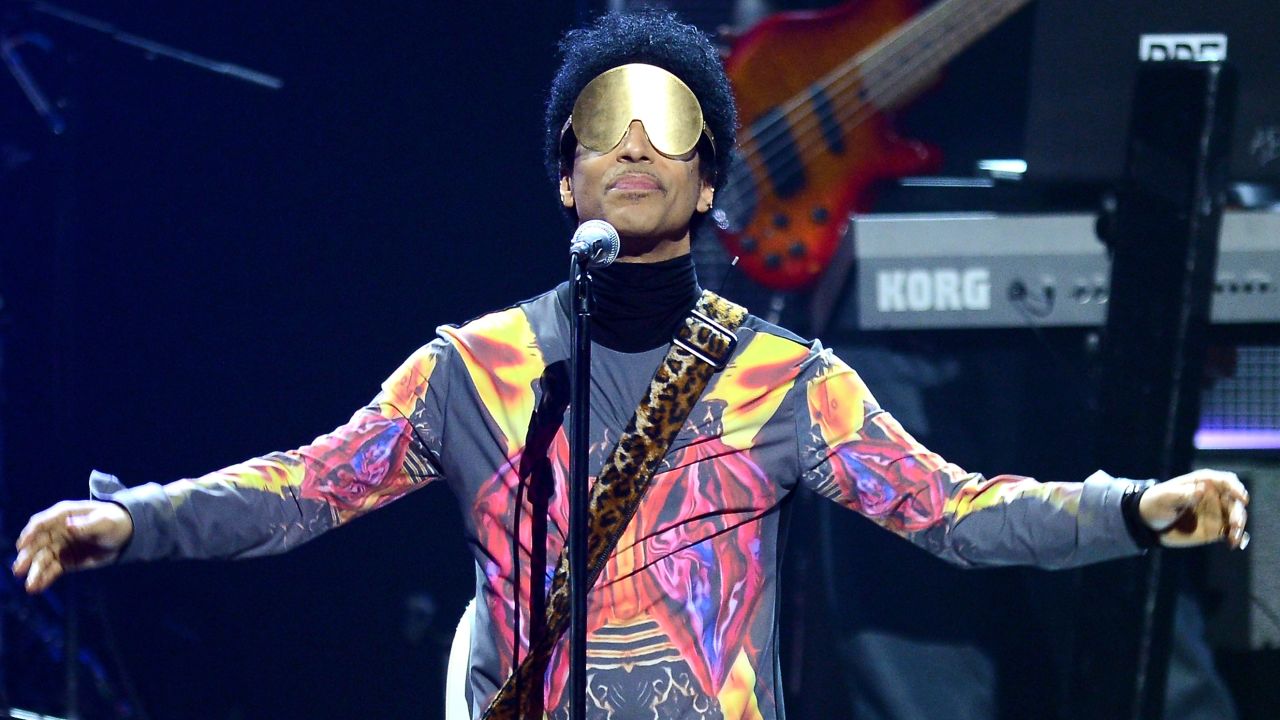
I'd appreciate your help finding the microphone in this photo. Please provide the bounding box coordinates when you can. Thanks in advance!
[569,220,620,268]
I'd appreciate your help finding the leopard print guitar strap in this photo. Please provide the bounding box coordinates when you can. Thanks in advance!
[481,290,747,719]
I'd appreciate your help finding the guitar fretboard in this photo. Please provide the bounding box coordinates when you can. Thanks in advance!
[811,0,1033,138]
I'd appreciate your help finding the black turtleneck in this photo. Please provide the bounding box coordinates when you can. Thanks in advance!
[589,253,701,352]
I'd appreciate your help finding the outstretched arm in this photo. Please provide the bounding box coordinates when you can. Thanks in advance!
[796,349,1249,568]
[13,338,451,593]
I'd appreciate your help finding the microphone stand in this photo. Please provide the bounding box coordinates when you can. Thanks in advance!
[567,254,591,720]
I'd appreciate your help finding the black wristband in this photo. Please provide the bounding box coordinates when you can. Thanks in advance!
[1121,483,1160,549]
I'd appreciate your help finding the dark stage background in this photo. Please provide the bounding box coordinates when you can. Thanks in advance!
[1,2,579,717]
[4,1,1268,719]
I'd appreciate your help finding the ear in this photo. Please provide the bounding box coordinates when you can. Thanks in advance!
[559,175,575,209]
[696,176,714,213]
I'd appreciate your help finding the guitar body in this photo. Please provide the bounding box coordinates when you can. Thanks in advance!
[719,0,943,290]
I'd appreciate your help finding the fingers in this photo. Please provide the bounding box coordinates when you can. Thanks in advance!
[1197,470,1249,550]
[15,512,69,583]
[13,543,34,577]
[13,501,95,593]
[1200,469,1249,507]
[13,524,66,593]
[1162,469,1252,551]
[1198,483,1225,537]
[22,545,65,594]
[1228,481,1249,508]
[17,501,73,549]
[1227,497,1248,550]
[17,500,99,549]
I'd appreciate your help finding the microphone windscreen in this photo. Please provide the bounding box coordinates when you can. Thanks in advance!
[570,220,620,267]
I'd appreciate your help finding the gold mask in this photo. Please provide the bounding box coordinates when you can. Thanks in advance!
[564,63,715,160]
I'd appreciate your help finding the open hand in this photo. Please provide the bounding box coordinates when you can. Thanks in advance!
[12,500,134,593]
[1139,469,1249,549]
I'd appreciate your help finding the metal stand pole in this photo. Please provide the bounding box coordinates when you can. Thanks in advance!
[567,256,592,720]
[1071,61,1237,720]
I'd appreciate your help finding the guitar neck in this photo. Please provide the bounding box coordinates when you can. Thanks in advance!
[849,0,1032,112]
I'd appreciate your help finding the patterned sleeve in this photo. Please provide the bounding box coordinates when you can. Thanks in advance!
[91,338,452,563]
[795,347,1145,569]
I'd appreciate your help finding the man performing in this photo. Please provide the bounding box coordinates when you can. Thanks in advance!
[12,10,1251,720]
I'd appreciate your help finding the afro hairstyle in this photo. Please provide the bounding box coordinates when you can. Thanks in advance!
[544,10,738,194]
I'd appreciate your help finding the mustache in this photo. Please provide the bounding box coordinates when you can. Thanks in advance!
[606,171,665,190]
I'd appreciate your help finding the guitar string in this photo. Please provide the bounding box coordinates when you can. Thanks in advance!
[717,0,1014,216]
[712,0,982,219]
[771,1,1014,192]
[718,0,976,199]
[729,0,1016,195]
[715,0,1023,226]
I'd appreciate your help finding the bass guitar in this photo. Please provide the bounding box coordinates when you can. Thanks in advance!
[715,0,1032,290]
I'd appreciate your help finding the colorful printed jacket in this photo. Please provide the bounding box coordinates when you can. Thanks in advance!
[94,287,1145,719]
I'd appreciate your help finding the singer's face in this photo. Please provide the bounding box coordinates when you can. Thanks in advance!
[560,120,714,250]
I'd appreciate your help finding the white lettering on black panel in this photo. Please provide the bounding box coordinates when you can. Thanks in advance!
[1139,34,1228,62]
